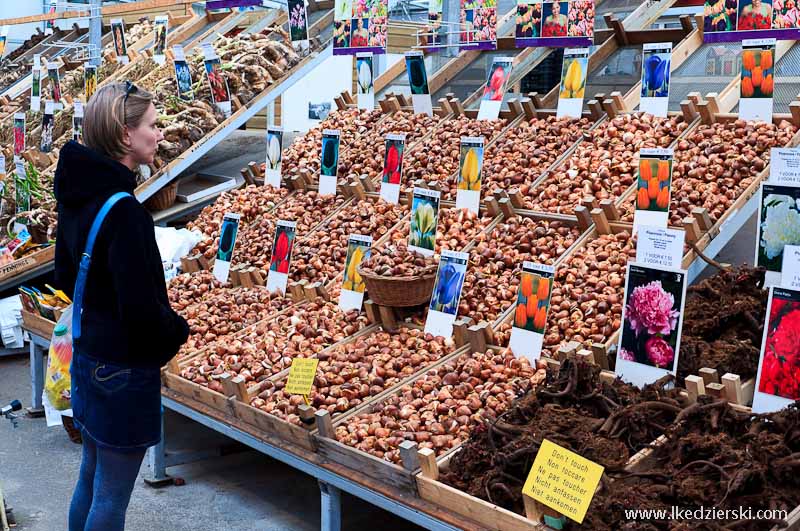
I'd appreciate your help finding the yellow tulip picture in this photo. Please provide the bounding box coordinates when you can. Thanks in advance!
[342,239,371,293]
[458,144,483,192]
[558,56,588,100]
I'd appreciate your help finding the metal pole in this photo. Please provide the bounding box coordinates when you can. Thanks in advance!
[89,0,102,66]
[442,0,459,57]
[319,481,342,531]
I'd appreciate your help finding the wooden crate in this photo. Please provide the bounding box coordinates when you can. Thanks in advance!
[161,370,236,418]
[21,310,56,339]
[0,246,55,284]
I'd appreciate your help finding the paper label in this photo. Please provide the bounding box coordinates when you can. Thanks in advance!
[406,52,432,116]
[424,250,469,338]
[640,42,672,118]
[781,246,800,290]
[477,58,513,121]
[285,358,319,396]
[339,234,372,312]
[409,187,440,257]
[636,226,685,269]
[265,128,283,188]
[111,19,128,64]
[355,53,374,110]
[173,47,193,102]
[756,183,800,287]
[319,130,340,196]
[13,113,25,156]
[153,16,169,66]
[522,439,604,524]
[84,64,97,101]
[557,48,589,119]
[212,213,241,283]
[456,136,484,214]
[380,133,406,204]
[204,56,231,117]
[509,262,556,363]
[633,148,674,234]
[266,220,297,295]
[740,40,775,123]
[770,148,800,186]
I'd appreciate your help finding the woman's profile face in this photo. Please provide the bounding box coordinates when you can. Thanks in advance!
[124,103,162,165]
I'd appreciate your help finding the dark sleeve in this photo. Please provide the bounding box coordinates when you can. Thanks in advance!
[106,201,189,366]
[54,209,77,299]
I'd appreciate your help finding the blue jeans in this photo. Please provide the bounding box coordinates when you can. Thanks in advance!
[68,433,146,531]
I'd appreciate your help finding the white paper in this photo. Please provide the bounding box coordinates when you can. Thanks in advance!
[740,98,773,122]
[639,42,672,118]
[557,48,589,119]
[456,189,480,214]
[556,98,583,119]
[636,226,685,269]
[212,259,230,283]
[356,52,374,110]
[509,327,544,365]
[412,94,433,117]
[424,249,468,338]
[172,45,186,62]
[756,183,800,287]
[319,174,337,196]
[266,270,288,295]
[380,182,400,204]
[409,187,440,257]
[74,101,84,118]
[633,209,669,235]
[45,100,54,114]
[424,309,456,338]
[781,245,800,290]
[339,289,365,312]
[770,148,800,186]
[201,43,217,61]
[477,100,502,121]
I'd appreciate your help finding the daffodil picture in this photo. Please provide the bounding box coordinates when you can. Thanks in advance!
[340,235,373,311]
[409,189,440,256]
[756,184,800,286]
[456,137,484,213]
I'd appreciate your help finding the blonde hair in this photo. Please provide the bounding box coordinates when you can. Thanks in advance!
[83,82,154,160]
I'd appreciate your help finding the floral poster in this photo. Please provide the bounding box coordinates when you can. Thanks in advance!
[204,57,232,116]
[740,39,775,121]
[333,0,388,55]
[425,249,469,338]
[380,134,406,204]
[509,262,555,362]
[409,187,440,257]
[640,42,672,117]
[212,213,241,283]
[356,52,374,110]
[477,58,513,121]
[111,19,129,64]
[616,263,687,388]
[633,148,673,233]
[516,0,593,48]
[40,105,54,153]
[266,220,297,295]
[265,128,283,188]
[753,287,800,412]
[704,0,800,42]
[460,0,498,51]
[84,65,97,102]
[319,130,340,196]
[288,0,309,44]
[47,63,62,106]
[13,114,24,157]
[340,234,373,311]
[756,183,800,286]
[556,47,589,119]
[456,136,484,213]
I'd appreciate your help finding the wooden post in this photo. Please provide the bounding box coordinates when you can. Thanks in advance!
[521,98,536,120]
[696,101,715,125]
[610,91,626,113]
[680,99,698,123]
[484,197,501,217]
[581,196,598,211]
[507,98,523,119]
[498,197,515,219]
[721,373,744,405]
[222,374,249,401]
[364,299,379,324]
[304,282,320,301]
[706,382,725,398]
[601,98,618,119]
[508,188,525,209]
[591,343,609,370]
[453,319,470,347]
[590,208,611,235]
[378,305,398,332]
[574,206,592,231]
[790,101,800,128]
[468,324,488,353]
[359,174,375,192]
[685,375,705,404]
[298,404,316,425]
[577,349,594,365]
[315,410,334,438]
[699,367,720,386]
[438,98,454,115]
[691,207,713,232]
[417,448,439,480]
[588,100,604,122]
[399,440,420,471]
[167,358,180,375]
[683,216,701,244]
[248,161,263,179]
[599,199,620,222]
[599,370,617,385]
[523,495,542,523]
[349,181,366,201]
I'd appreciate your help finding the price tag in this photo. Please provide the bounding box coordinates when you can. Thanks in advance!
[636,225,684,269]
[770,148,800,186]
[522,439,604,524]
[782,245,800,290]
[285,358,319,396]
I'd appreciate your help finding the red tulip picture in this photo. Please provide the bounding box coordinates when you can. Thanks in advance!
[270,226,295,274]
[482,61,511,102]
[382,138,405,185]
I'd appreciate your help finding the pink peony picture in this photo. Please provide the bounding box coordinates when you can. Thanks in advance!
[619,265,686,371]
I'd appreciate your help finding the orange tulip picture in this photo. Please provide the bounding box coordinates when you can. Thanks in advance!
[514,271,553,333]
[741,44,775,100]
[637,158,672,213]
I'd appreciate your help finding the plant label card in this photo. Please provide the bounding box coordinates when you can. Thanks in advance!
[556,48,589,119]
[0,155,5,196]
[425,249,469,338]
[265,127,283,188]
[756,183,800,287]
[172,46,194,102]
[285,358,319,396]
[339,234,372,312]
[111,19,129,64]
[153,15,169,66]
[640,42,672,118]
[0,26,7,59]
[14,160,29,233]
[740,39,775,123]
[319,129,341,196]
[406,52,432,117]
[770,148,800,186]
[356,53,375,110]
[46,61,62,109]
[31,58,42,112]
[213,213,241,283]
[616,262,687,388]
[267,220,297,295]
[73,101,84,142]
[380,133,406,204]
[204,55,232,117]
[40,101,55,153]
[13,113,25,157]
[84,64,97,102]
[287,0,310,50]
[509,262,555,363]
[409,187,440,257]
[753,287,800,413]
[477,57,513,121]
[636,225,685,270]
[456,137,484,214]
[523,439,604,524]
[633,148,674,235]
[782,245,800,290]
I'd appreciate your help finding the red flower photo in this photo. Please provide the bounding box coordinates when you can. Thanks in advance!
[758,290,800,400]
[382,137,404,185]
[269,224,296,274]
[738,0,774,30]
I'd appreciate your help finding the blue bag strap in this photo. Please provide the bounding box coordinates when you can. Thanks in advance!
[72,192,133,340]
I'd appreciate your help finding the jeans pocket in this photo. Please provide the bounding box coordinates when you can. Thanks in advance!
[90,363,131,395]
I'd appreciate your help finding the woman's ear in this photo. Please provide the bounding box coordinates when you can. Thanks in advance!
[122,125,132,147]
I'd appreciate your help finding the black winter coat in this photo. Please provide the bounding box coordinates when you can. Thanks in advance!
[54,141,189,368]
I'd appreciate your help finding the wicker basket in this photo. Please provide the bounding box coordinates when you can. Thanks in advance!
[358,265,437,307]
[144,181,178,211]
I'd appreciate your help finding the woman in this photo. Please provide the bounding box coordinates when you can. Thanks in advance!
[542,1,568,37]
[54,82,189,531]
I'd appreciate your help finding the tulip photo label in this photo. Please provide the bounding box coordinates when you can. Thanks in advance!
[752,287,800,413]
[456,136,484,214]
[0,156,5,195]
[172,46,194,102]
[265,128,283,188]
[73,101,84,142]
[287,0,310,49]
[460,0,498,51]
[755,183,800,287]
[40,101,54,154]
[740,39,775,122]
[13,113,25,158]
[425,249,469,338]
[509,262,555,363]
[30,56,41,112]
[339,234,373,311]
[319,129,341,196]
[409,187,441,257]
[212,213,241,283]
[633,148,674,234]
[47,62,62,109]
[153,16,169,66]
[380,134,406,204]
[356,52,375,110]
[267,220,297,295]
[111,19,129,64]
[14,160,29,232]
[0,26,7,59]
[477,58,513,121]
[635,225,685,270]
[770,148,800,186]
[515,0,595,48]
[556,48,589,119]
[406,51,433,116]
[203,45,232,117]
[640,42,672,118]
[616,263,687,388]
[84,64,97,102]
[782,245,800,290]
